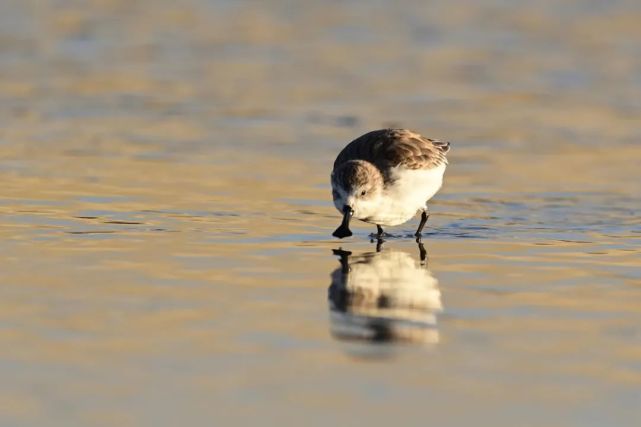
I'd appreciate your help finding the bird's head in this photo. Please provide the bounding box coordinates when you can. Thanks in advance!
[331,160,384,238]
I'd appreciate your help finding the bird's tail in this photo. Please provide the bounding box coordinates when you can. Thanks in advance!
[432,140,451,154]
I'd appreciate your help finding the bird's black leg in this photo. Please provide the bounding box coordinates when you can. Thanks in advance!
[374,225,385,251]
[414,208,430,241]
[370,225,386,246]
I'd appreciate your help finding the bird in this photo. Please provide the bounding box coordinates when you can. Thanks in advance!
[331,129,450,240]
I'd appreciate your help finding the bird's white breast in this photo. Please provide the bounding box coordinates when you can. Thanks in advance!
[364,164,446,226]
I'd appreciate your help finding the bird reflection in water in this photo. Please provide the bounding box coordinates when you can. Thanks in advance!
[328,241,442,346]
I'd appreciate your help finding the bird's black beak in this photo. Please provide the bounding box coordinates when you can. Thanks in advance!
[332,205,353,238]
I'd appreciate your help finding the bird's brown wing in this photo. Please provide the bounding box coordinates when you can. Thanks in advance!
[333,129,450,172]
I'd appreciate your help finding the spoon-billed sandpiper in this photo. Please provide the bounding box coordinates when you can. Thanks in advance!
[331,129,450,240]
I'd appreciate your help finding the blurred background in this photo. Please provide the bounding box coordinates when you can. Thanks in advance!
[1,1,640,426]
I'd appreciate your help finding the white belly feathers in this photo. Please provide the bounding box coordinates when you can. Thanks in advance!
[362,164,446,226]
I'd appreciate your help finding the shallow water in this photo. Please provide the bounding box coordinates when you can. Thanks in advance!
[1,0,641,426]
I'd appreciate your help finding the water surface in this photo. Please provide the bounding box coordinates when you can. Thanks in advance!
[1,1,640,426]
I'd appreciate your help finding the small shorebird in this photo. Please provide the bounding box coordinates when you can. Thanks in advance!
[331,129,450,239]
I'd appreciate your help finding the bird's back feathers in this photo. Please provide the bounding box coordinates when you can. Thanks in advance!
[333,129,450,176]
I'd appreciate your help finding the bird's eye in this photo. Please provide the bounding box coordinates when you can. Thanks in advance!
[361,190,367,196]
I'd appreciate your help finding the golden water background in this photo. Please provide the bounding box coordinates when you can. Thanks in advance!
[1,0,640,426]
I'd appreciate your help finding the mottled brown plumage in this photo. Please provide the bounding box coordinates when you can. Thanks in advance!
[331,159,383,196]
[333,129,450,182]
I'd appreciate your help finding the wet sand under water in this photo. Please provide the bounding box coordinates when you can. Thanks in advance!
[1,1,641,426]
